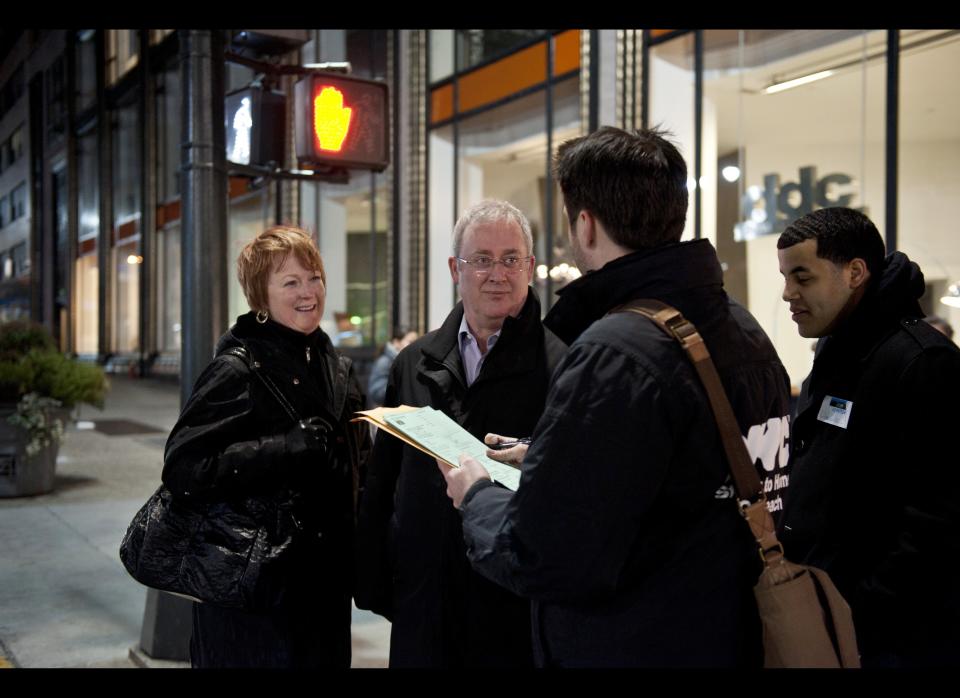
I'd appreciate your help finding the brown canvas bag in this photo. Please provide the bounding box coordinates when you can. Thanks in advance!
[614,299,860,668]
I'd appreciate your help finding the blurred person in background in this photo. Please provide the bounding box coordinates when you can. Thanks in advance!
[367,327,418,407]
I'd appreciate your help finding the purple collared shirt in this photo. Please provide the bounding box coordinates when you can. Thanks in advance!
[458,315,501,387]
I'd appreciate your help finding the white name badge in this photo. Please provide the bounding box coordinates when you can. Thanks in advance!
[816,395,853,429]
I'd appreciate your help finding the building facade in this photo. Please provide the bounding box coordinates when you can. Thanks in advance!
[1,29,957,391]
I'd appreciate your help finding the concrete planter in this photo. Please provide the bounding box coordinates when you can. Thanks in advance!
[0,404,70,498]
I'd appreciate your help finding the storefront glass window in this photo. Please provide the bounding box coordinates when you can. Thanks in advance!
[430,31,455,83]
[74,252,98,356]
[228,186,272,326]
[112,99,141,353]
[156,223,181,354]
[338,174,389,347]
[155,60,182,356]
[698,29,886,390]
[427,123,455,329]
[53,166,69,350]
[648,32,697,242]
[77,130,98,240]
[456,30,548,71]
[75,31,97,115]
[74,128,99,355]
[156,64,181,203]
[544,75,583,310]
[112,241,140,353]
[897,30,960,330]
[106,30,139,86]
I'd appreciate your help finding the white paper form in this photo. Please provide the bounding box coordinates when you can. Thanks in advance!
[384,407,522,491]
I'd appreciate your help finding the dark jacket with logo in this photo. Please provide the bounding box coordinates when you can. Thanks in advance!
[780,252,960,666]
[354,289,567,667]
[458,240,792,667]
[162,312,371,668]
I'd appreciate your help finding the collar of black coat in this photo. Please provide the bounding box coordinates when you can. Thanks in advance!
[817,250,926,365]
[217,312,349,421]
[220,311,332,360]
[418,286,545,388]
[544,239,724,346]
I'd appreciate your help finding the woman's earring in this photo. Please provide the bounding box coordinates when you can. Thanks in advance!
[256,310,269,324]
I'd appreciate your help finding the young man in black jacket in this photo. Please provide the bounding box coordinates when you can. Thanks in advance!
[776,207,960,667]
[354,199,566,667]
[440,127,792,667]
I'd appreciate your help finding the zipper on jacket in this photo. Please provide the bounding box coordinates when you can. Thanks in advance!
[306,346,311,364]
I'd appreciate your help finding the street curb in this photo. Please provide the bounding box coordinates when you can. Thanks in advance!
[0,638,18,668]
[128,646,189,669]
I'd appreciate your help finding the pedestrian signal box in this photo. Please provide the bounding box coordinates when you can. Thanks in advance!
[225,86,286,167]
[294,73,389,172]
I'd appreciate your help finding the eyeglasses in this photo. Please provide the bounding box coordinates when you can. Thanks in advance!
[456,255,532,274]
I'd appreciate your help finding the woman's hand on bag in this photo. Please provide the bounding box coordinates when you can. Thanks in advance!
[300,416,333,452]
[288,416,333,457]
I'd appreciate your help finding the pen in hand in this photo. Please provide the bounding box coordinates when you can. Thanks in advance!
[488,437,532,451]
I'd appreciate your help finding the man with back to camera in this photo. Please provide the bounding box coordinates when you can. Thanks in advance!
[776,207,960,666]
[438,126,793,667]
[354,199,566,667]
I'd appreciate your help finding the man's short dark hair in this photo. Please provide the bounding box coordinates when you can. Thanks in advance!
[777,207,886,277]
[391,326,411,342]
[553,126,688,250]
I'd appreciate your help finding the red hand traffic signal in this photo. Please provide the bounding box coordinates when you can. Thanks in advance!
[295,73,389,171]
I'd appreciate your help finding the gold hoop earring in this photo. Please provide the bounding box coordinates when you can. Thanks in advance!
[255,310,269,324]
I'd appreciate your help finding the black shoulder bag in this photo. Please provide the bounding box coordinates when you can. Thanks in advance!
[119,345,305,611]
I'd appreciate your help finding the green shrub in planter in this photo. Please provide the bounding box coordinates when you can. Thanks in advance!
[0,320,108,470]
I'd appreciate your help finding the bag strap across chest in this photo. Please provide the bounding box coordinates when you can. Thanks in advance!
[609,298,782,565]
[221,346,302,424]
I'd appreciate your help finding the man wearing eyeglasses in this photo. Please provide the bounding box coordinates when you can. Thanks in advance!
[355,199,566,667]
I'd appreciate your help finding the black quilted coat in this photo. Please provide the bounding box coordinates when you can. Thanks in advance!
[161,312,370,668]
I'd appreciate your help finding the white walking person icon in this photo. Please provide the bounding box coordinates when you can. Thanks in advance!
[231,96,253,164]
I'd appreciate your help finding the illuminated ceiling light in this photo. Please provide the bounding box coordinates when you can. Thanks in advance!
[536,264,548,280]
[349,315,362,325]
[303,61,351,72]
[941,283,960,309]
[314,86,352,152]
[126,255,143,265]
[721,165,741,183]
[764,70,835,95]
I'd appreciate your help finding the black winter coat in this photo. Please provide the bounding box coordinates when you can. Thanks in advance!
[162,312,371,668]
[459,241,792,667]
[779,252,960,666]
[354,289,567,667]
